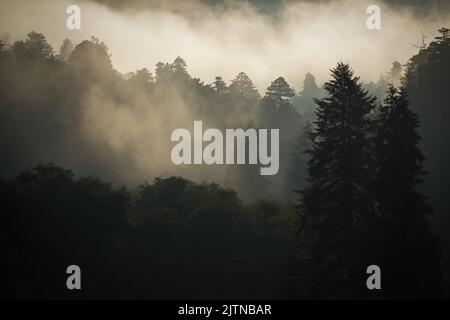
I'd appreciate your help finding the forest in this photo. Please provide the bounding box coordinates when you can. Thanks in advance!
[0,27,449,299]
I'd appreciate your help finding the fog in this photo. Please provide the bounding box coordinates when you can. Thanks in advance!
[1,0,449,299]
[0,0,449,202]
[1,0,449,91]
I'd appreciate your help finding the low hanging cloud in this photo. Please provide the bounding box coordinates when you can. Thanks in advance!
[1,0,449,91]
[0,0,449,202]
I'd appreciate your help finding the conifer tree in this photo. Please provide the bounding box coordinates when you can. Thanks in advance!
[213,76,228,94]
[58,39,74,61]
[298,63,377,298]
[264,77,295,105]
[405,28,450,282]
[374,85,442,298]
[260,77,301,202]
[261,76,297,125]
[228,72,260,101]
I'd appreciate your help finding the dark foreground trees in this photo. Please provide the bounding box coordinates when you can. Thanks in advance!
[298,63,443,299]
[0,164,298,299]
[298,63,377,298]
[406,28,450,279]
[374,85,442,298]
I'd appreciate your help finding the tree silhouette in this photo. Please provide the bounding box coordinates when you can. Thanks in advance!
[69,38,113,75]
[258,76,303,203]
[264,77,295,104]
[13,31,54,61]
[291,72,324,121]
[298,63,377,298]
[229,72,260,101]
[213,76,228,94]
[389,61,402,87]
[58,39,74,61]
[374,85,442,298]
[405,26,450,280]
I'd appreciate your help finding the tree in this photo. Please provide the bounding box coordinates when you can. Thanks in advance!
[25,31,54,59]
[264,77,295,105]
[58,38,74,61]
[69,37,113,75]
[302,73,319,96]
[374,85,442,298]
[259,76,302,203]
[0,39,12,61]
[298,63,377,298]
[172,56,188,77]
[154,57,191,87]
[291,73,324,120]
[12,31,54,61]
[363,75,389,101]
[405,27,450,279]
[257,77,301,202]
[128,68,154,88]
[389,61,402,87]
[435,27,450,46]
[261,76,297,122]
[228,72,260,101]
[213,76,227,94]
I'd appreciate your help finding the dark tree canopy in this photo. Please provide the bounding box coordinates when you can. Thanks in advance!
[299,63,377,298]
[405,26,450,278]
[374,85,442,298]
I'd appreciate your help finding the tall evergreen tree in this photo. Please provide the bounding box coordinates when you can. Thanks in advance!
[224,72,264,201]
[405,27,450,280]
[298,63,377,298]
[374,85,442,298]
[260,77,302,202]
[264,77,295,105]
[228,72,260,101]
[261,76,298,126]
[291,73,324,121]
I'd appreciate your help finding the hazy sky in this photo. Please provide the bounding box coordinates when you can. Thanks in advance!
[1,0,449,91]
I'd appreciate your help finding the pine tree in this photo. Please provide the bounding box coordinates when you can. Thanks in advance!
[260,77,302,202]
[291,72,324,121]
[302,73,319,97]
[405,28,450,282]
[213,76,228,94]
[228,72,260,101]
[261,76,297,125]
[58,39,74,61]
[171,56,189,79]
[389,61,402,87]
[264,77,295,105]
[374,85,442,298]
[298,63,377,298]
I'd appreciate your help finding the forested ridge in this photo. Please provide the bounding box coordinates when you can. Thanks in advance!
[0,27,449,299]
